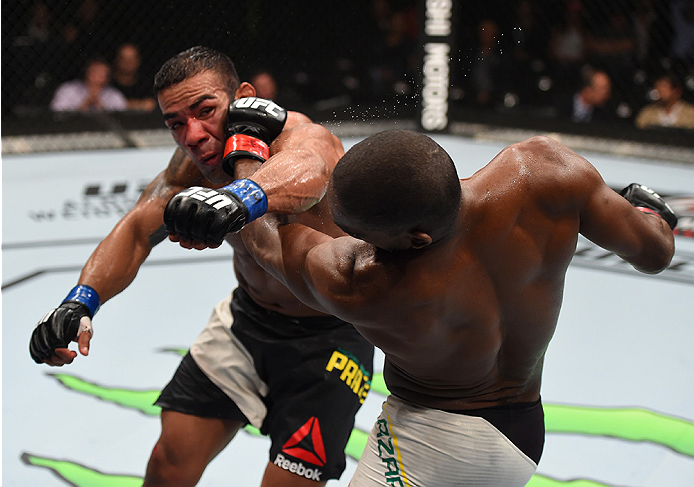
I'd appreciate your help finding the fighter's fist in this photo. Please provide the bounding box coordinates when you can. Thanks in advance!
[222,97,287,177]
[620,183,678,230]
[30,285,99,365]
[164,179,267,248]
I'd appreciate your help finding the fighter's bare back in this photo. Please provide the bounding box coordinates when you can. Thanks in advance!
[290,135,672,411]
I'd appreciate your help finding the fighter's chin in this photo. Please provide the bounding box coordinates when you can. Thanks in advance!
[198,152,222,167]
[193,154,230,184]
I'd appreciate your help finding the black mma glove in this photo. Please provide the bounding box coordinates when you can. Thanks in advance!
[222,96,287,177]
[620,183,678,231]
[164,179,268,247]
[30,285,100,364]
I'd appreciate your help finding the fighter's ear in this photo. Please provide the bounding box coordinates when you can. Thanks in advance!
[234,82,256,100]
[409,231,432,249]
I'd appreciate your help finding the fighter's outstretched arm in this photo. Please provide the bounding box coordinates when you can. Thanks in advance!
[571,155,675,274]
[521,135,674,275]
[80,148,203,300]
[29,148,203,366]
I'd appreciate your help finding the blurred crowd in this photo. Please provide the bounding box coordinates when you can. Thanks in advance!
[3,0,694,131]
[4,0,158,114]
[450,0,694,131]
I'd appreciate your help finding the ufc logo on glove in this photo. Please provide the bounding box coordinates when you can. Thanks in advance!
[164,179,268,247]
[176,187,235,210]
[233,97,284,117]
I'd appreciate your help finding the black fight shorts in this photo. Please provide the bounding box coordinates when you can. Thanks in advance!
[156,287,375,481]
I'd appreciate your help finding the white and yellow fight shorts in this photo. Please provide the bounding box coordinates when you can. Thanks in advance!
[350,394,540,487]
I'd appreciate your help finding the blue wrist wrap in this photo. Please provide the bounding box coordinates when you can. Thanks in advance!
[223,179,268,222]
[63,285,100,317]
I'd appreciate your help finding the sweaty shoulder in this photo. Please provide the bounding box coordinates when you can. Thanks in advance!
[493,135,603,212]
[273,112,344,166]
[498,135,578,170]
[284,110,313,130]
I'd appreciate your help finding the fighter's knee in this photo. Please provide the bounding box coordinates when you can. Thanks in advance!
[144,442,203,487]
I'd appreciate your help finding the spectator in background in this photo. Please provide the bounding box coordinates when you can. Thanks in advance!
[248,68,303,109]
[62,0,101,47]
[111,43,156,111]
[636,72,694,129]
[510,0,548,65]
[556,66,614,123]
[250,70,278,101]
[50,57,127,112]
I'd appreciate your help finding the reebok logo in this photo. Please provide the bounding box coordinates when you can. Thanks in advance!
[274,416,326,480]
[273,453,323,481]
[282,417,326,465]
[177,187,233,210]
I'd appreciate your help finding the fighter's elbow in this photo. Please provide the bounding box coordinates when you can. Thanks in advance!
[629,238,675,274]
[633,260,670,275]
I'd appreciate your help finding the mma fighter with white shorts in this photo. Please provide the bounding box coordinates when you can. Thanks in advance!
[165,129,677,486]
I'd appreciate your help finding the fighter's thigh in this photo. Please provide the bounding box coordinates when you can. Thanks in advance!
[155,409,245,468]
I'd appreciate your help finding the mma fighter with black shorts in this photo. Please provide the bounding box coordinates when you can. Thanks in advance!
[165,129,676,486]
[29,46,374,487]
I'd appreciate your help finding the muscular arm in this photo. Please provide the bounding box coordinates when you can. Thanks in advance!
[579,176,674,273]
[524,136,674,274]
[241,215,365,317]
[244,121,343,213]
[556,147,676,274]
[78,148,204,301]
[30,148,206,366]
[168,118,344,250]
